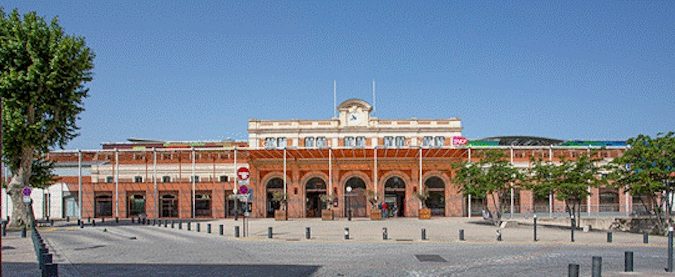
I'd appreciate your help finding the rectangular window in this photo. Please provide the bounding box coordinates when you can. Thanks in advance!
[355,136,366,148]
[219,175,229,182]
[395,136,405,147]
[423,136,433,147]
[277,137,287,148]
[344,136,355,147]
[264,138,276,149]
[304,137,315,148]
[316,137,327,148]
[384,136,394,148]
[434,136,445,148]
[191,176,200,183]
[162,176,171,183]
[105,176,113,183]
[134,176,143,183]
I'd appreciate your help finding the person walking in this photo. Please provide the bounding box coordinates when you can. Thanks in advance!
[382,202,389,219]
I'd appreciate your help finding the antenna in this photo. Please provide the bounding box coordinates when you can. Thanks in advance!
[372,79,376,115]
[333,80,337,118]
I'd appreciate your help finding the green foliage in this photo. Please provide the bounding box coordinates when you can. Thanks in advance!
[0,8,93,181]
[525,153,604,224]
[608,132,674,231]
[453,150,523,224]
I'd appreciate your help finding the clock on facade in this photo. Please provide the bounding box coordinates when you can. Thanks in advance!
[348,111,361,124]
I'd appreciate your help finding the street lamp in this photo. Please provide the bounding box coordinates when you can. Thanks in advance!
[346,186,353,221]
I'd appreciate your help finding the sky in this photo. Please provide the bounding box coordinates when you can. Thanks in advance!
[2,1,674,149]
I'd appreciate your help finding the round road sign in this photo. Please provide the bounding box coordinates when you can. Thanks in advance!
[239,185,249,195]
[237,167,250,181]
[22,187,32,197]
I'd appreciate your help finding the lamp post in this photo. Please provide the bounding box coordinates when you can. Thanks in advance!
[346,186,353,221]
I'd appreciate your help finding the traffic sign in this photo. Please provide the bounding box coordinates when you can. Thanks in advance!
[23,196,31,204]
[238,179,250,186]
[237,167,250,181]
[22,187,32,197]
[239,185,249,195]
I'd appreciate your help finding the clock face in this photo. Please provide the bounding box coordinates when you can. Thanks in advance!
[348,112,360,124]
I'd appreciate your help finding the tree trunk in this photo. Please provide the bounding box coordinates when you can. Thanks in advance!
[8,148,35,228]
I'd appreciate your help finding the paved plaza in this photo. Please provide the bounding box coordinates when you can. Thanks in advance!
[3,217,675,276]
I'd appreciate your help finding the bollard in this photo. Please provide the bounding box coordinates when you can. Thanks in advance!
[592,256,602,277]
[153,219,156,226]
[187,222,191,231]
[496,229,502,242]
[43,263,58,277]
[607,232,612,243]
[101,217,105,223]
[21,227,27,238]
[80,222,84,228]
[625,251,633,272]
[234,226,240,238]
[533,215,538,241]
[197,223,201,232]
[306,227,311,240]
[50,219,54,227]
[131,217,135,224]
[42,253,53,267]
[207,224,211,234]
[459,229,465,241]
[143,218,147,225]
[668,228,674,272]
[179,221,182,230]
[115,217,119,223]
[66,216,70,222]
[344,227,350,240]
[92,220,96,227]
[643,232,649,244]
[383,227,388,240]
[164,220,168,228]
[421,228,427,241]
[77,219,81,226]
[568,264,579,277]
[171,221,175,229]
[219,224,224,236]
[2,223,6,237]
[268,227,273,239]
[88,217,91,223]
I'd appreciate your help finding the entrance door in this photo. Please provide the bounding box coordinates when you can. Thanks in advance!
[128,194,146,217]
[63,193,79,218]
[160,194,178,217]
[266,178,284,218]
[305,177,326,218]
[344,177,367,217]
[384,176,406,217]
[425,177,446,216]
[94,193,113,218]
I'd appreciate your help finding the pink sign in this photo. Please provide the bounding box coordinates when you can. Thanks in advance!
[452,136,468,146]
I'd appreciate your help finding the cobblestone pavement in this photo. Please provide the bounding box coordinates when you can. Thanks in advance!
[22,218,675,276]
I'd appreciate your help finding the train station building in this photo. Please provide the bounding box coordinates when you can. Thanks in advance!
[1,99,631,220]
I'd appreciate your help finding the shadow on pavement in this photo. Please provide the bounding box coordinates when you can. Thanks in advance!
[65,263,321,276]
[2,262,41,277]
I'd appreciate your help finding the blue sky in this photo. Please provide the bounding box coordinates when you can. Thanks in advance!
[3,1,674,148]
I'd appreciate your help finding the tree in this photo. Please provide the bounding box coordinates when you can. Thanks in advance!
[525,153,604,228]
[0,8,94,228]
[608,132,674,233]
[453,150,522,227]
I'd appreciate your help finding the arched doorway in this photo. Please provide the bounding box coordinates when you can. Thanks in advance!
[160,193,178,217]
[127,193,146,217]
[425,177,445,216]
[266,178,284,218]
[344,177,367,217]
[305,177,327,218]
[384,176,405,217]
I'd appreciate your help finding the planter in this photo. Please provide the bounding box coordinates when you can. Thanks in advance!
[418,208,432,220]
[321,209,334,221]
[274,210,288,221]
[370,209,382,220]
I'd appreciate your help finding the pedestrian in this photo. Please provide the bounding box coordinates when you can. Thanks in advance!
[382,202,389,219]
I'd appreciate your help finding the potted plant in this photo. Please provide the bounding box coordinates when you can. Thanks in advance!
[320,194,335,220]
[367,190,382,220]
[271,191,288,221]
[414,188,432,220]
